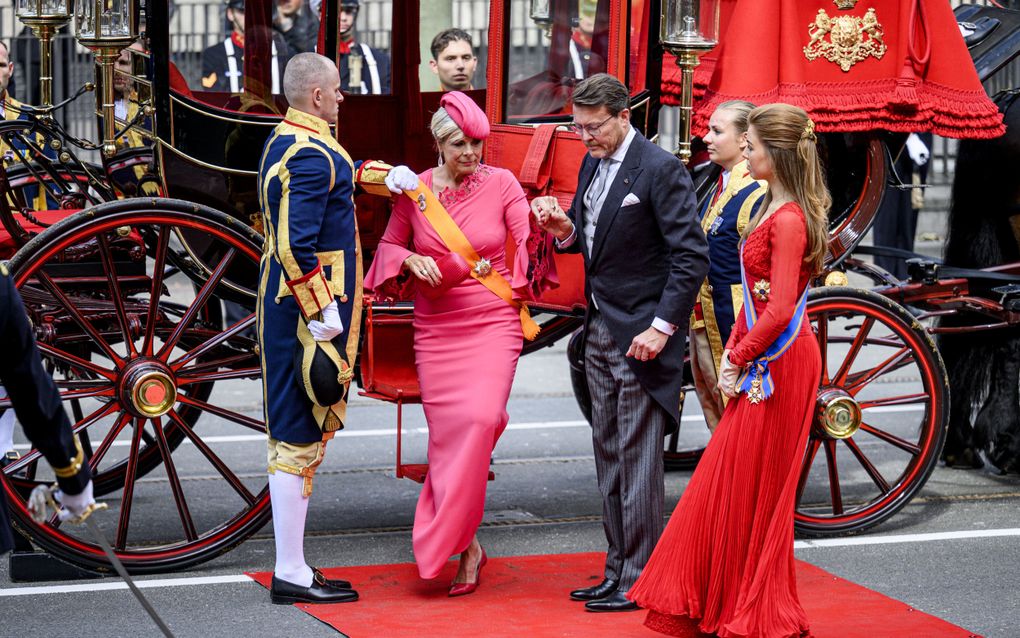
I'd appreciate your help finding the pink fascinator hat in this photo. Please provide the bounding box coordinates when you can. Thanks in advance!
[440,91,490,140]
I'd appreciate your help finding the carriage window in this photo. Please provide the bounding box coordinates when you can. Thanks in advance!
[504,0,609,122]
[332,0,393,95]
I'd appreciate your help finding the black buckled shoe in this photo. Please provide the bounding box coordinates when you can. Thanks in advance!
[270,574,359,605]
[584,590,639,612]
[312,567,352,591]
[570,577,619,601]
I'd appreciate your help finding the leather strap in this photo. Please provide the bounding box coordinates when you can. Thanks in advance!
[518,124,558,193]
[403,181,541,340]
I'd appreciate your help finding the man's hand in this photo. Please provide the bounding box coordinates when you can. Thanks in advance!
[308,301,344,341]
[531,196,574,241]
[717,349,740,398]
[626,326,669,362]
[385,165,419,194]
[54,480,95,522]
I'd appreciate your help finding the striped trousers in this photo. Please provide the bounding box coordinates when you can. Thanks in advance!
[584,310,668,591]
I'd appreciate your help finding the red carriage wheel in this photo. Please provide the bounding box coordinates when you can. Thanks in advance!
[1,198,270,573]
[796,286,949,536]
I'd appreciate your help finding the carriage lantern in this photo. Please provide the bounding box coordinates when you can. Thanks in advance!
[530,0,553,37]
[15,0,72,108]
[73,0,139,157]
[660,0,719,164]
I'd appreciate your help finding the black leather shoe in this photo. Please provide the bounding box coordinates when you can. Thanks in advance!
[584,591,639,612]
[312,567,352,590]
[570,578,619,601]
[270,575,359,605]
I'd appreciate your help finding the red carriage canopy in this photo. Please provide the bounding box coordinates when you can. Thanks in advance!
[662,0,1005,139]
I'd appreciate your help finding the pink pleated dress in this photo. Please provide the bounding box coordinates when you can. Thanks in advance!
[364,164,556,579]
[628,204,821,638]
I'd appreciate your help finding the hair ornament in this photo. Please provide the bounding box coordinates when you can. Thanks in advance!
[802,118,817,142]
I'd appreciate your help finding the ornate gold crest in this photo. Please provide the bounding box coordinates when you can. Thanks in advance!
[752,279,771,302]
[833,0,857,9]
[804,8,886,73]
[747,374,764,404]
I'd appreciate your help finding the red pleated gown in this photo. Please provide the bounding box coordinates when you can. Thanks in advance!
[628,203,821,638]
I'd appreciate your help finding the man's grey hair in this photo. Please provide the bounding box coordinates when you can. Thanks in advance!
[430,107,463,145]
[283,53,335,105]
[571,73,629,116]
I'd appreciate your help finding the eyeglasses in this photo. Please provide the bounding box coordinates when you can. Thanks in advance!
[568,114,615,137]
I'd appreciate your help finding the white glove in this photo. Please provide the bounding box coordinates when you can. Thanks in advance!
[55,480,95,522]
[308,300,343,341]
[905,133,929,167]
[384,165,419,194]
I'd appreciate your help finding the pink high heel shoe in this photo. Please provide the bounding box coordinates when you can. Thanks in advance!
[449,549,487,597]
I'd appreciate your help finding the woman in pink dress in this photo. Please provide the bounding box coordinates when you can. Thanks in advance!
[364,92,555,596]
[628,103,829,637]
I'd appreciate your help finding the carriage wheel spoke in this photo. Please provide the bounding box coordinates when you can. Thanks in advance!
[857,393,930,409]
[97,233,137,357]
[37,343,116,380]
[833,316,874,386]
[87,412,131,472]
[171,313,256,370]
[815,313,829,384]
[175,353,258,377]
[151,417,198,542]
[843,437,890,493]
[847,347,912,396]
[3,449,42,476]
[823,440,843,515]
[115,418,145,550]
[859,422,921,456]
[57,383,116,402]
[796,438,821,505]
[176,394,264,433]
[158,248,236,359]
[33,270,123,366]
[143,225,172,356]
[178,366,262,385]
[167,409,256,505]
[70,400,94,460]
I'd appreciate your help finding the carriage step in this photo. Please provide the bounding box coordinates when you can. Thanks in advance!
[8,547,103,582]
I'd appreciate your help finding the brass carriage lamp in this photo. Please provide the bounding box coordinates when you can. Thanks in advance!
[530,0,553,37]
[660,0,719,164]
[15,0,72,107]
[73,0,139,157]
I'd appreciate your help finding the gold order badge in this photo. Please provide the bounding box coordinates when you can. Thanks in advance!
[804,7,887,73]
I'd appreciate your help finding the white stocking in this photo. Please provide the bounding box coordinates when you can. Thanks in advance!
[269,471,313,587]
[0,385,15,456]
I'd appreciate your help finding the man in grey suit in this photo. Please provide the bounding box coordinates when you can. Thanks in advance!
[532,74,708,612]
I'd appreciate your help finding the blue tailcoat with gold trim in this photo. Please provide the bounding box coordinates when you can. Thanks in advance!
[694,161,766,365]
[257,108,363,444]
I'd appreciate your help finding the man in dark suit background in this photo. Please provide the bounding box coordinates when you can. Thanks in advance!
[533,73,708,612]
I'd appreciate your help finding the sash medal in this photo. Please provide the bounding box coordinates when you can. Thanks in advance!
[734,243,809,403]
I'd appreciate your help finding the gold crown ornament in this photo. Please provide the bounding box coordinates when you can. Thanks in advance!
[833,0,858,9]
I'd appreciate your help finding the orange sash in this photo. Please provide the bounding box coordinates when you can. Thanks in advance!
[403,181,541,341]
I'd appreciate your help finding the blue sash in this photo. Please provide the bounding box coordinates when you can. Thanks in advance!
[734,243,809,404]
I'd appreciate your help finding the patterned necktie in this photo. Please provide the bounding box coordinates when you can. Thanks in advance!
[585,158,612,216]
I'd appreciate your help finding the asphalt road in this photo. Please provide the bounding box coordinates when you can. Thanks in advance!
[2,337,1018,638]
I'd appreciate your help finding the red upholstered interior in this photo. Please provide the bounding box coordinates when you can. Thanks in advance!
[0,209,80,259]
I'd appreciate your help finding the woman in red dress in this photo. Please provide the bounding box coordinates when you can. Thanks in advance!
[628,103,829,638]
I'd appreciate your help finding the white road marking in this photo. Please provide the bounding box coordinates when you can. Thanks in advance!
[9,404,924,449]
[1,527,1017,597]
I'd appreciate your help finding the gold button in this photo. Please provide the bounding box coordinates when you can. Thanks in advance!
[706,284,713,293]
[339,294,349,303]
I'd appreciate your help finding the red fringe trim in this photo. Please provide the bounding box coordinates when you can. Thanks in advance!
[672,78,1005,140]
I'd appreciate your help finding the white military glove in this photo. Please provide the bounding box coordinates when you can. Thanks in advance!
[905,133,929,167]
[384,165,419,194]
[54,480,95,522]
[308,300,343,341]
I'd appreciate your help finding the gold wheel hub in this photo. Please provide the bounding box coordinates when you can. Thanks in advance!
[816,388,862,439]
[126,369,177,418]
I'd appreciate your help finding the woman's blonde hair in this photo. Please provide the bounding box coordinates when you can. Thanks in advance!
[743,103,830,274]
[430,106,464,146]
[716,99,756,137]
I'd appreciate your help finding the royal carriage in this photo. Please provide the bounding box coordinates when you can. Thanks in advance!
[0,0,1017,575]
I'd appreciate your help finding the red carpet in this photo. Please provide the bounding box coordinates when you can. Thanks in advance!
[248,553,979,637]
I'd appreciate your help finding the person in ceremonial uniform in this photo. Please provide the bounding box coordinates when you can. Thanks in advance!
[258,52,373,605]
[0,40,56,211]
[533,74,708,612]
[109,41,160,197]
[566,0,605,81]
[429,28,477,92]
[690,101,766,431]
[1,264,94,556]
[201,0,286,94]
[337,0,390,95]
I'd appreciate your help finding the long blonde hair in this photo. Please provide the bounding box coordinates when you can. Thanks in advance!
[742,103,830,274]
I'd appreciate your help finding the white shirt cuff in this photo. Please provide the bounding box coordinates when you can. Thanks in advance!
[651,317,677,336]
[555,226,577,249]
